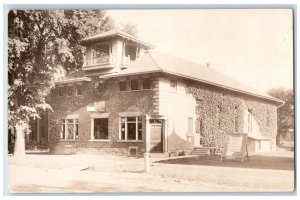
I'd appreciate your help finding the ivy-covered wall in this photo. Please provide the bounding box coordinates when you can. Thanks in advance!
[186,82,278,153]
[245,99,277,149]
[48,76,154,155]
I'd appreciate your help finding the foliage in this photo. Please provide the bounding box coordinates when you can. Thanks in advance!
[118,21,138,37]
[267,88,294,143]
[8,10,114,131]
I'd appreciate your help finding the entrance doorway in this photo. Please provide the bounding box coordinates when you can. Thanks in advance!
[149,119,164,153]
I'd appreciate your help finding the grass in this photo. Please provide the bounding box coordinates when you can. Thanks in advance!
[156,154,294,171]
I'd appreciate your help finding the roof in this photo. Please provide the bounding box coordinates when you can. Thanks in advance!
[101,50,283,104]
[248,135,270,140]
[55,70,91,84]
[81,29,155,49]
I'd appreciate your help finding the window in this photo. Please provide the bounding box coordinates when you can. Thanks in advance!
[130,79,139,91]
[67,85,73,96]
[247,109,252,133]
[93,118,108,140]
[52,88,58,97]
[120,116,143,140]
[216,105,221,128]
[61,118,78,140]
[93,43,110,58]
[188,117,193,136]
[75,84,83,95]
[58,87,65,97]
[170,80,177,92]
[119,81,127,91]
[119,78,152,92]
[142,78,152,90]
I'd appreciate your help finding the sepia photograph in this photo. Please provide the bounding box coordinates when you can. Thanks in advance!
[6,7,294,194]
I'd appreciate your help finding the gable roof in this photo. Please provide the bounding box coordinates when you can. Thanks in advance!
[81,29,155,49]
[101,50,283,104]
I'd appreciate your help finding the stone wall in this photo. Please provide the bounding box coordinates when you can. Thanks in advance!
[187,81,278,153]
[49,76,154,155]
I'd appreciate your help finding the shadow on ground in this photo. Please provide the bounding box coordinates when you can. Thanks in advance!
[156,155,294,171]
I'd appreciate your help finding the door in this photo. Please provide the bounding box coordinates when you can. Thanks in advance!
[194,134,201,147]
[150,123,163,152]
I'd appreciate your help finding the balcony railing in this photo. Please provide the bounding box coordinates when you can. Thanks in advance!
[84,55,111,67]
[83,54,132,69]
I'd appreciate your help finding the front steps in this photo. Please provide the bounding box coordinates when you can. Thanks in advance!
[191,147,212,156]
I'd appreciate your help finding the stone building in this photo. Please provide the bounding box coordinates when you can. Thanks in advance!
[28,29,283,156]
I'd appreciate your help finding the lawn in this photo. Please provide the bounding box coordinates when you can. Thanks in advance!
[156,154,294,171]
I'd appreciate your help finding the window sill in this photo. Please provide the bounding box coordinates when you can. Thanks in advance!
[89,139,111,142]
[59,140,79,142]
[117,140,144,143]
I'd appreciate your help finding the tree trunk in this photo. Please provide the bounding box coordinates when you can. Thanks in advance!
[13,124,26,157]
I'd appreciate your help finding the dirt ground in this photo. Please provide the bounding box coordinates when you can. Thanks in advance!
[7,149,294,193]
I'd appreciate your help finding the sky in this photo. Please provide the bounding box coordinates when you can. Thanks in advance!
[108,9,293,92]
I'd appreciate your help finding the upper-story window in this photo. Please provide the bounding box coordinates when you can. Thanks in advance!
[170,80,177,92]
[93,43,110,58]
[130,79,139,91]
[142,78,152,90]
[55,84,83,97]
[75,84,83,95]
[119,78,152,92]
[67,85,73,96]
[58,87,65,97]
[125,44,137,61]
[119,81,127,91]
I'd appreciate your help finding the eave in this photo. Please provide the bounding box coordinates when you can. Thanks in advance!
[55,77,92,85]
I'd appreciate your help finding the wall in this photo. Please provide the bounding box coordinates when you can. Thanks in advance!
[186,81,278,153]
[244,99,278,150]
[154,75,197,153]
[49,77,154,155]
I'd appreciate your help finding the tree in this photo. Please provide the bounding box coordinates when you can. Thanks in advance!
[267,88,294,145]
[8,10,114,156]
[118,21,138,37]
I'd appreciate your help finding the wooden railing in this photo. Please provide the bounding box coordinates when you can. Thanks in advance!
[84,54,131,68]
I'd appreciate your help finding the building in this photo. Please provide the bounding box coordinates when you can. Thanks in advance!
[34,29,283,156]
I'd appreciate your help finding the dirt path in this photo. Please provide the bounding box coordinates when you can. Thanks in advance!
[7,152,294,193]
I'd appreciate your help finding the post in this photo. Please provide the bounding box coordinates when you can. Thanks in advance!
[144,152,150,173]
[14,123,26,157]
[144,117,151,173]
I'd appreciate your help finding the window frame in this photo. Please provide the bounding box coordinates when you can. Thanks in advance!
[67,85,74,96]
[92,42,111,58]
[92,118,109,140]
[119,80,128,92]
[119,116,143,141]
[61,118,79,140]
[58,86,65,97]
[142,78,152,90]
[74,84,83,96]
[130,79,139,91]
[247,109,253,133]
